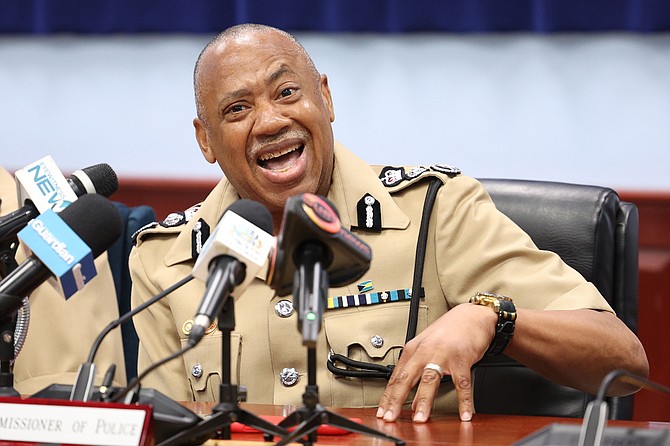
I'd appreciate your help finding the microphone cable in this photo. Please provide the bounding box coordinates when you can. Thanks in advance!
[111,340,196,404]
[86,274,194,364]
[578,368,670,446]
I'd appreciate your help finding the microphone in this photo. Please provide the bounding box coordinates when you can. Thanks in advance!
[0,159,119,246]
[188,199,274,345]
[0,193,122,316]
[514,369,670,446]
[267,193,371,346]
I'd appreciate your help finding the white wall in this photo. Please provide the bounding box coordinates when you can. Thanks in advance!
[1,33,669,190]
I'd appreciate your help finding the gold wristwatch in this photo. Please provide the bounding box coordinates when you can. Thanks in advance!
[469,292,517,356]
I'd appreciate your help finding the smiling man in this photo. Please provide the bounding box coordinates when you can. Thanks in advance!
[129,24,648,423]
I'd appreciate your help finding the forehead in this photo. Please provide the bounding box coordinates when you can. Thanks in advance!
[200,32,311,89]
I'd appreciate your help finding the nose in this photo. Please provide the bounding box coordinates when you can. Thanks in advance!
[252,100,291,136]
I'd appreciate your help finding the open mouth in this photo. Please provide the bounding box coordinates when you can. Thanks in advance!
[257,144,305,172]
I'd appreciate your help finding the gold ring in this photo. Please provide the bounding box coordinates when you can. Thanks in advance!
[423,363,445,376]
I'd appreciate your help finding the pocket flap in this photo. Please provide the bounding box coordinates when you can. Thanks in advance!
[180,333,241,392]
[324,305,425,359]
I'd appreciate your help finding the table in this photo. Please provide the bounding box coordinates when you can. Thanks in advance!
[181,402,670,445]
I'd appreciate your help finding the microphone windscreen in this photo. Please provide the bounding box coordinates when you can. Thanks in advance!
[228,199,273,234]
[74,163,119,197]
[58,194,122,257]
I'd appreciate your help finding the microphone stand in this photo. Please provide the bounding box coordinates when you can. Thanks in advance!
[158,292,288,446]
[0,240,20,397]
[270,243,405,446]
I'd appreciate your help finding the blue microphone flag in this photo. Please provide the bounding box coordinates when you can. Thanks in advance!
[17,209,96,298]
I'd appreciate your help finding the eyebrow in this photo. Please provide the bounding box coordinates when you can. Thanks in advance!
[268,65,295,84]
[217,65,298,112]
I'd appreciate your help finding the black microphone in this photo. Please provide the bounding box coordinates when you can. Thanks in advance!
[188,199,274,346]
[267,193,371,346]
[514,369,670,446]
[0,163,119,246]
[0,194,122,317]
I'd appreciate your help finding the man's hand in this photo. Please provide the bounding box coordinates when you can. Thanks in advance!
[376,303,498,423]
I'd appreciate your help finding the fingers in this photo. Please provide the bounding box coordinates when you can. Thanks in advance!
[411,366,443,422]
[452,369,474,421]
[376,365,418,422]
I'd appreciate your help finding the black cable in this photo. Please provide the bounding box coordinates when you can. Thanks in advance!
[111,342,195,403]
[86,274,194,363]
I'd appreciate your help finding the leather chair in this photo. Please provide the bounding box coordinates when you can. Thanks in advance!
[473,178,639,420]
[109,202,157,382]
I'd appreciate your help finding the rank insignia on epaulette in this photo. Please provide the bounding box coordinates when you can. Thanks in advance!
[430,164,461,176]
[191,218,211,260]
[379,166,405,187]
[356,194,382,232]
[327,288,412,309]
[132,221,159,245]
[184,204,201,222]
[160,211,186,228]
[405,166,428,180]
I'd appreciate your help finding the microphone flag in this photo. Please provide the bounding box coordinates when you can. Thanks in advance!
[14,155,78,213]
[17,209,96,298]
[192,208,275,292]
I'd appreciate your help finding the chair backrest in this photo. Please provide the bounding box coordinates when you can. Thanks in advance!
[473,178,639,420]
[108,202,157,382]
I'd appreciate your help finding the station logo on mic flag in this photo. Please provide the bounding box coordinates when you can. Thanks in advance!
[14,155,78,213]
[18,209,96,298]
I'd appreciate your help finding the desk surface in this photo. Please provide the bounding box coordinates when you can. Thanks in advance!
[182,402,670,446]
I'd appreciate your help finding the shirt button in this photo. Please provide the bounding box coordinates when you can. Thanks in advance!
[191,363,203,379]
[370,335,384,349]
[182,320,194,336]
[279,367,300,387]
[274,299,294,318]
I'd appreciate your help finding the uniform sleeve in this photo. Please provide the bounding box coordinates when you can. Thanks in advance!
[13,254,128,395]
[434,176,613,313]
[129,243,194,401]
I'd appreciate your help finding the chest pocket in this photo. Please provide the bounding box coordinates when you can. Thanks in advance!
[324,304,428,366]
[180,332,241,402]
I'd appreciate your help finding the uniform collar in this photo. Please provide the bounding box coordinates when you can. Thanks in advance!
[164,178,240,267]
[328,142,409,231]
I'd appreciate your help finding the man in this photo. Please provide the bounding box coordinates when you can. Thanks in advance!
[0,165,127,395]
[129,23,648,423]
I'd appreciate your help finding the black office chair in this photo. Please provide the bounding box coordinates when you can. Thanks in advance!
[473,178,639,420]
[109,202,157,382]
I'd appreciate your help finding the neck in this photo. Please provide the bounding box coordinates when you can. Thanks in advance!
[271,210,284,235]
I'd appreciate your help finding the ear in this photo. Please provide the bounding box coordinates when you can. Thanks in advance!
[193,117,216,164]
[319,74,335,123]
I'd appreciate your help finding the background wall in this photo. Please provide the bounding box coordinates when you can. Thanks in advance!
[1,32,669,191]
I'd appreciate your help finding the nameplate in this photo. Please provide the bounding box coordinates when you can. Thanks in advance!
[0,396,153,446]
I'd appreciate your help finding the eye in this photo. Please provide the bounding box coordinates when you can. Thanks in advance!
[279,88,296,98]
[227,103,247,114]
[222,102,250,121]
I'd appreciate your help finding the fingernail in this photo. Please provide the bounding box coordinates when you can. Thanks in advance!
[461,411,472,422]
[383,410,394,421]
[413,411,427,423]
[376,407,384,418]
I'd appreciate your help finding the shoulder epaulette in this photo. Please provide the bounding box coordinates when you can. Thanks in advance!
[379,163,461,192]
[132,203,202,246]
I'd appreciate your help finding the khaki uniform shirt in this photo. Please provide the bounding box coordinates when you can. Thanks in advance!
[0,166,127,394]
[130,143,612,411]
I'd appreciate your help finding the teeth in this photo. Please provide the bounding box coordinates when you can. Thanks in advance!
[258,146,298,161]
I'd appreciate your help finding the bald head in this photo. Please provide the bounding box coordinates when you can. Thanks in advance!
[194,24,319,124]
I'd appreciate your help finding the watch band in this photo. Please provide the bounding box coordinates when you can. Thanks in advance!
[469,292,517,356]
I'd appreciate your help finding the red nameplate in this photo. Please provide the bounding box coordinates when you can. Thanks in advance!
[230,414,363,435]
[0,396,153,446]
